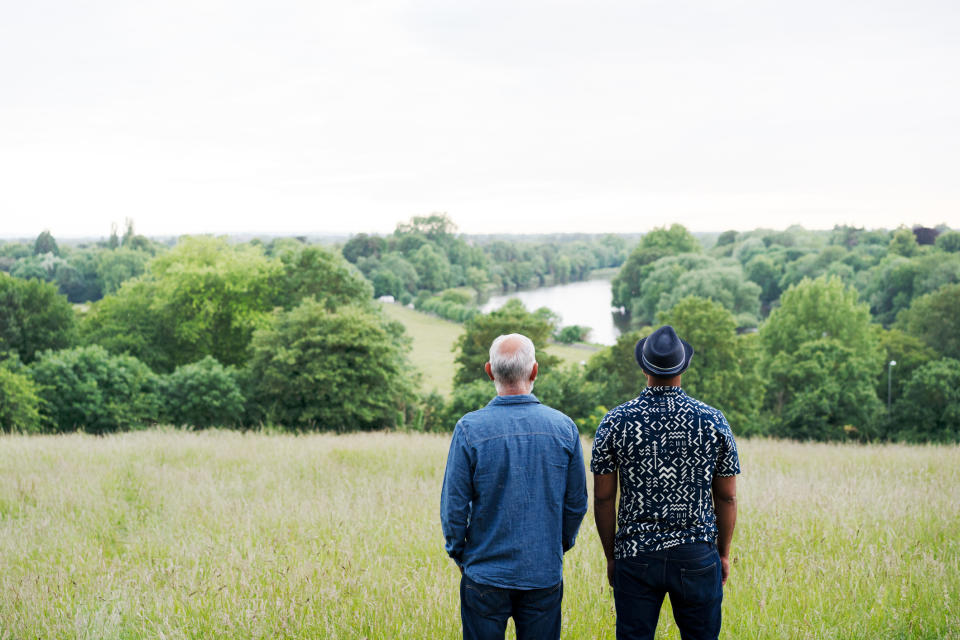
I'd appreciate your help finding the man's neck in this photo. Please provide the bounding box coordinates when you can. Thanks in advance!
[646,374,681,388]
[497,386,532,396]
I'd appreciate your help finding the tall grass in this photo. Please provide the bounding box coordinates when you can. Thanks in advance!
[1,430,958,639]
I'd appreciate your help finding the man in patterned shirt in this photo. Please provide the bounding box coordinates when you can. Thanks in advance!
[591,325,740,640]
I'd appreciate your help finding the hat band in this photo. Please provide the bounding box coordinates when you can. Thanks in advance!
[641,352,685,375]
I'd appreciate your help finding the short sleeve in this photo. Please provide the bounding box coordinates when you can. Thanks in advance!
[590,412,619,474]
[714,412,741,477]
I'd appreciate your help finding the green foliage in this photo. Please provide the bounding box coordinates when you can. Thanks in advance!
[895,283,960,360]
[29,345,159,433]
[875,328,937,405]
[890,358,960,442]
[437,380,493,429]
[0,363,42,433]
[612,224,700,309]
[160,357,245,428]
[97,247,150,296]
[555,325,591,344]
[935,230,960,253]
[888,227,919,257]
[0,274,76,364]
[761,275,878,358]
[342,233,387,263]
[658,298,764,435]
[585,330,650,407]
[33,230,59,256]
[745,254,783,308]
[276,244,373,310]
[766,339,883,440]
[82,237,282,371]
[534,364,603,432]
[452,299,559,387]
[414,294,479,323]
[246,300,415,430]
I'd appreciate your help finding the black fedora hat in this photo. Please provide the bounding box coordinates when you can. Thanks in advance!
[634,325,694,377]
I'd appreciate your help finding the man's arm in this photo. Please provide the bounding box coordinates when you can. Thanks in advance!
[593,471,618,587]
[562,432,589,552]
[440,425,472,568]
[712,474,737,586]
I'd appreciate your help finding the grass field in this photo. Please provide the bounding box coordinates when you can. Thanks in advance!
[1,431,958,639]
[380,302,599,397]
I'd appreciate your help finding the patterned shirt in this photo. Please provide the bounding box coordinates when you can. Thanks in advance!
[590,386,741,558]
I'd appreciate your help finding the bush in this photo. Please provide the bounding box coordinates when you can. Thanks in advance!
[0,364,42,433]
[555,325,591,344]
[534,364,603,429]
[29,345,159,433]
[246,300,416,430]
[0,275,76,364]
[160,356,245,428]
[889,358,960,442]
[438,380,494,429]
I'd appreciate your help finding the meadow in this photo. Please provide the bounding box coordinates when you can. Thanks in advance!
[1,430,958,639]
[379,302,598,398]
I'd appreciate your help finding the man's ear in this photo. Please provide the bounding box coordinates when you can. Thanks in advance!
[484,362,495,381]
[529,362,538,382]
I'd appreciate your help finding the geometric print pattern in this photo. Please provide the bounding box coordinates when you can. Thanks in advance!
[590,386,741,558]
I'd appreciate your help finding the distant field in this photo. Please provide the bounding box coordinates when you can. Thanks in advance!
[380,302,599,397]
[1,431,958,639]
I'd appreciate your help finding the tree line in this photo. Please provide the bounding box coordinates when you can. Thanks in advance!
[1,218,958,442]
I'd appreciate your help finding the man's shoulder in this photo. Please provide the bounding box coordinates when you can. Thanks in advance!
[681,393,729,426]
[460,399,576,437]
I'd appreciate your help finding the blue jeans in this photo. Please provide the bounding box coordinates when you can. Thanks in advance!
[613,542,723,640]
[460,574,563,640]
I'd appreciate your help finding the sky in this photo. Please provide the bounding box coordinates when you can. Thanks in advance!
[1,0,958,238]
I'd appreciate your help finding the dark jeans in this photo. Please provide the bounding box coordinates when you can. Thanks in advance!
[460,574,563,640]
[613,542,723,640]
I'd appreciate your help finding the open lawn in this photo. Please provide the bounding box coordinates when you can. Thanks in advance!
[380,302,599,397]
[1,431,958,639]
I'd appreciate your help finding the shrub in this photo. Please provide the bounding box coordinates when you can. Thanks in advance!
[0,364,42,433]
[555,325,591,344]
[29,345,159,433]
[160,356,245,428]
[246,300,416,430]
[0,275,76,364]
[889,358,960,442]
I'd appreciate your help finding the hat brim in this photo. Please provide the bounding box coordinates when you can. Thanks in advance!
[634,336,694,377]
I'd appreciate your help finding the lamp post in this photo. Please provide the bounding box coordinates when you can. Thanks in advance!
[887,360,897,411]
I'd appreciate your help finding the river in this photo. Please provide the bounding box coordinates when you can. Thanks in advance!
[480,277,629,345]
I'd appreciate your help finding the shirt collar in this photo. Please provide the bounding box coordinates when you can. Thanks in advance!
[488,393,542,406]
[642,386,684,396]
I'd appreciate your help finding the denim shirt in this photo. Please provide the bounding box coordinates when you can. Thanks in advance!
[440,394,588,590]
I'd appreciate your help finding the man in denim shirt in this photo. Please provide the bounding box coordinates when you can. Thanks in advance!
[441,333,588,640]
[592,325,740,640]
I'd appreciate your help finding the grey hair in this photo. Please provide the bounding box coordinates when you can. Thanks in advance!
[489,333,536,388]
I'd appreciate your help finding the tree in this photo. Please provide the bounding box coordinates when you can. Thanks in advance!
[276,245,373,310]
[453,299,559,387]
[29,345,159,433]
[82,237,281,371]
[761,275,879,358]
[246,300,415,430]
[659,264,762,327]
[895,283,960,360]
[766,339,883,440]
[745,254,783,308]
[585,330,650,407]
[935,230,960,253]
[0,362,42,433]
[97,248,150,295]
[411,244,452,292]
[890,358,960,442]
[875,328,937,406]
[888,227,919,257]
[535,364,604,431]
[160,356,245,428]
[658,297,764,435]
[341,233,387,263]
[0,274,76,364]
[33,230,59,256]
[612,224,700,309]
[626,253,713,323]
[760,276,883,440]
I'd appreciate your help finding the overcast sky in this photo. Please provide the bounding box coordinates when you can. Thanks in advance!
[1,0,958,238]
